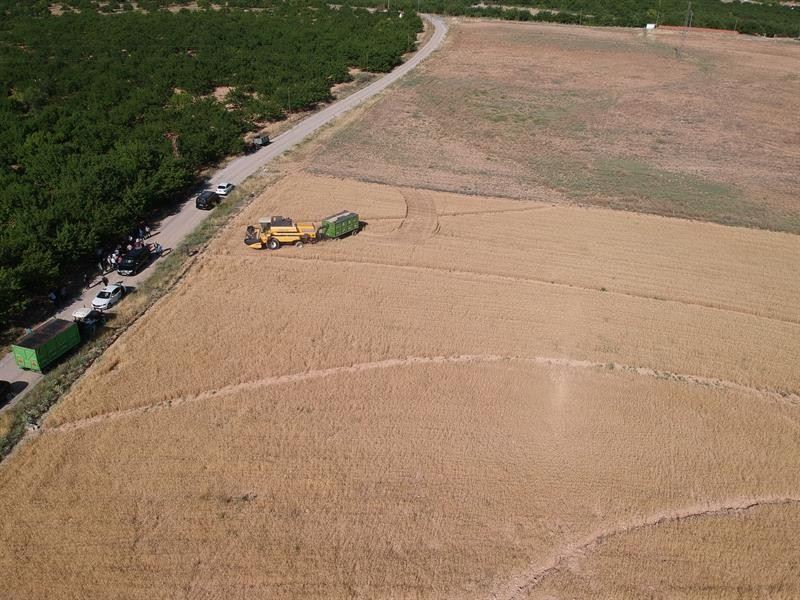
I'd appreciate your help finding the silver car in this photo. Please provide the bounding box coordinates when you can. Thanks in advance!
[215,182,235,196]
[91,284,125,311]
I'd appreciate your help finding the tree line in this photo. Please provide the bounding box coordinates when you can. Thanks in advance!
[0,3,421,325]
[358,0,799,36]
[48,0,796,36]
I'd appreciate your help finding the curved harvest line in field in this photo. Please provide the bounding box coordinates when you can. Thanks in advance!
[261,254,800,327]
[47,354,798,434]
[492,495,800,599]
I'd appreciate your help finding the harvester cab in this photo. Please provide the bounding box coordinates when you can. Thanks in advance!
[244,216,317,250]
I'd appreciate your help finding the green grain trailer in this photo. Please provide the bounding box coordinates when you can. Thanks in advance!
[318,211,360,240]
[12,318,81,373]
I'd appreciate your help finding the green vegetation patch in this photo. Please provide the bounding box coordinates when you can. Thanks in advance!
[565,158,776,228]
[0,4,422,326]
[367,0,800,37]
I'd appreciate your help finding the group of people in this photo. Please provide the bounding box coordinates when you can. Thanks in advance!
[49,222,160,314]
[47,287,69,310]
[97,222,153,275]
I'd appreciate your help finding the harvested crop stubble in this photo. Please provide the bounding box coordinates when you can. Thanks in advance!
[2,363,799,598]
[526,502,800,599]
[308,21,800,233]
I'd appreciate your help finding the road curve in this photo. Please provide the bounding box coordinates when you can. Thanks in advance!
[0,14,448,411]
[211,14,448,187]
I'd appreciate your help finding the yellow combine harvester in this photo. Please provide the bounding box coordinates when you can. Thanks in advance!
[244,216,319,250]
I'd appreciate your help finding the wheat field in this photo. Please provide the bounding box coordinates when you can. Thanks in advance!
[0,170,798,597]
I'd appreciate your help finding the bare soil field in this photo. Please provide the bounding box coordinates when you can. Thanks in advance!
[308,20,800,233]
[1,170,799,597]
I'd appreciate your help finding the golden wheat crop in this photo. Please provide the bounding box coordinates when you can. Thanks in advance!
[0,169,794,597]
[2,361,799,598]
[43,174,800,426]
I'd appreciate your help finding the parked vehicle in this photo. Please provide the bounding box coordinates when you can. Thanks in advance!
[117,246,151,276]
[245,135,270,153]
[11,319,81,373]
[317,211,361,240]
[215,182,235,196]
[195,190,221,210]
[91,283,125,311]
[73,307,105,337]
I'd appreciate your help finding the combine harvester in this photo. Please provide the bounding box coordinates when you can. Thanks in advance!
[244,211,361,250]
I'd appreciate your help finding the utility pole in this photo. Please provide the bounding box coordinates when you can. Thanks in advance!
[684,1,693,28]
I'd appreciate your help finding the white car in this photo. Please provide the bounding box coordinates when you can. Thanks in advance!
[91,284,125,311]
[215,182,235,196]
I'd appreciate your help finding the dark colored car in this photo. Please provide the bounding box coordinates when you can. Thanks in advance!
[196,190,221,210]
[245,135,270,154]
[117,246,152,276]
[0,380,10,401]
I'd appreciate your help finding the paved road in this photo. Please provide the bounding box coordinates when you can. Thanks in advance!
[0,14,447,412]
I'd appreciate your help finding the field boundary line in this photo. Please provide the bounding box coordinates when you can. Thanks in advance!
[355,203,549,224]
[437,205,552,218]
[264,254,800,327]
[493,496,800,599]
[46,354,798,434]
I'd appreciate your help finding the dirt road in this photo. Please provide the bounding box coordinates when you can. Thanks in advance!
[0,14,448,412]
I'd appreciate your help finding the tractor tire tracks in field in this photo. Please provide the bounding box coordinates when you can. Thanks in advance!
[395,188,440,241]
[356,204,550,226]
[492,496,800,599]
[46,354,798,435]
[266,255,800,327]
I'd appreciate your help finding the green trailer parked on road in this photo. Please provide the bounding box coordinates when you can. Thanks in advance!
[317,211,361,240]
[12,318,81,373]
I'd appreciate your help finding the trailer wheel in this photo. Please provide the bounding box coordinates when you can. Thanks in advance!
[294,240,303,248]
[352,227,359,236]
[267,238,280,250]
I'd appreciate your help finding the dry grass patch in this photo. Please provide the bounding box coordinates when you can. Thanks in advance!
[307,21,800,233]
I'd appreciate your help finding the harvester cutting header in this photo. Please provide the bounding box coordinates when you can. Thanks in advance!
[244,211,361,250]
